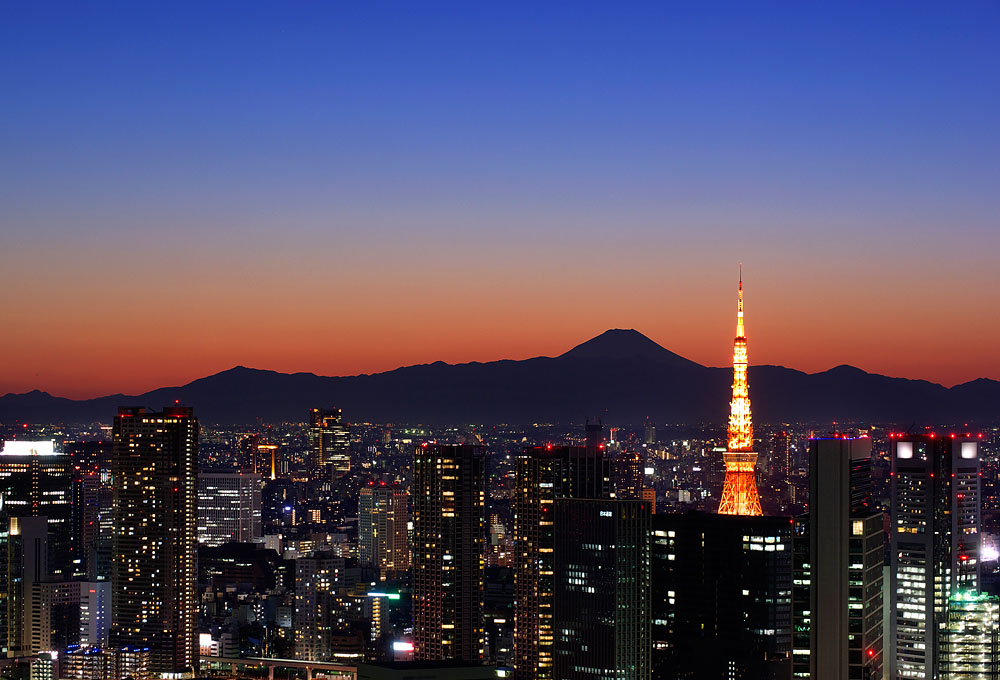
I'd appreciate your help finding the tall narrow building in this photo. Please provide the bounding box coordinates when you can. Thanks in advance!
[514,445,612,680]
[719,270,763,516]
[109,406,198,676]
[412,443,486,663]
[890,434,981,680]
[792,435,884,680]
[359,482,410,581]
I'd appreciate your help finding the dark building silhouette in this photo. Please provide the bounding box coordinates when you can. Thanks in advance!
[553,498,651,680]
[514,445,612,680]
[412,444,486,662]
[109,406,198,675]
[652,512,793,680]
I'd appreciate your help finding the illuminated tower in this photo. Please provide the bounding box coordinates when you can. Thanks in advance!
[718,270,763,516]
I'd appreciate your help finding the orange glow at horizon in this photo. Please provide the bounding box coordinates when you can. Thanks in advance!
[2,229,999,400]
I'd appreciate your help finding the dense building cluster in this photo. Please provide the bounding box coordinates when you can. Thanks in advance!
[1,281,999,680]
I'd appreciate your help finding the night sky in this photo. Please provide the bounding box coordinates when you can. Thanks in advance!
[3,2,998,398]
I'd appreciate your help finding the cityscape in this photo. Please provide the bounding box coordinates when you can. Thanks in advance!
[4,4,999,680]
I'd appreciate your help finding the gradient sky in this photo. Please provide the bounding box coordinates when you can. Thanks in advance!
[3,2,999,399]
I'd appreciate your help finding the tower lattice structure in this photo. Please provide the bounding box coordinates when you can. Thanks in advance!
[718,270,763,516]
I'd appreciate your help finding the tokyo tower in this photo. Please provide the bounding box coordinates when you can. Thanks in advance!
[718,267,763,516]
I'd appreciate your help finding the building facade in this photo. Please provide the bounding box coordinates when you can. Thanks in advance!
[197,471,262,546]
[553,498,651,680]
[309,408,350,474]
[360,483,409,581]
[652,512,793,680]
[513,445,612,680]
[412,444,486,663]
[890,435,981,680]
[792,436,884,680]
[109,406,199,676]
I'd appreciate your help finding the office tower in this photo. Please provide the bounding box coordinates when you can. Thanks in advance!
[719,273,763,516]
[615,450,645,500]
[514,445,612,680]
[890,435,981,680]
[197,470,262,546]
[2,515,48,656]
[309,407,350,473]
[792,436,884,680]
[360,482,409,581]
[412,444,486,662]
[652,512,793,680]
[0,440,75,578]
[553,498,651,680]
[109,406,198,676]
[939,591,999,679]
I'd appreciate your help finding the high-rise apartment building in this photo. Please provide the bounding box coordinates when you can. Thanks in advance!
[309,408,350,474]
[412,443,486,663]
[359,482,409,581]
[197,470,262,546]
[553,498,651,680]
[652,512,793,680]
[295,552,347,661]
[792,436,884,680]
[513,445,612,680]
[890,434,981,680]
[109,406,198,676]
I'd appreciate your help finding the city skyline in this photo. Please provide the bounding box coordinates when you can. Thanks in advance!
[3,3,1000,397]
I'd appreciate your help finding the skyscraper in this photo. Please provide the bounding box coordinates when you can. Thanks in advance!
[309,408,350,474]
[792,436,884,680]
[412,443,486,663]
[360,482,410,581]
[553,498,651,680]
[652,512,793,680]
[109,406,198,676]
[514,445,612,680]
[890,434,981,680]
[2,515,48,656]
[719,272,763,516]
[0,440,75,578]
[197,470,262,546]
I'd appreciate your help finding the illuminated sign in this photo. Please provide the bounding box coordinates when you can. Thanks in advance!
[1,441,57,456]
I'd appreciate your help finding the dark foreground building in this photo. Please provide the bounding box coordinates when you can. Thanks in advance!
[554,498,651,680]
[652,512,793,680]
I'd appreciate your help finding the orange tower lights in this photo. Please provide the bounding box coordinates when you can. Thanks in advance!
[718,268,763,516]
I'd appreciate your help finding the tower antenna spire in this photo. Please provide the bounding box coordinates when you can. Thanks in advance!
[718,268,762,516]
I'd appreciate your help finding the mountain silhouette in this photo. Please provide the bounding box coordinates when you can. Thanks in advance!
[1,330,997,425]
